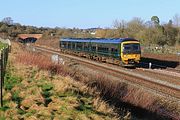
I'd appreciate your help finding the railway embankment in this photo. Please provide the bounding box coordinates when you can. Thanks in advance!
[33,44,180,120]
[1,41,179,119]
[68,60,180,120]
[0,42,120,120]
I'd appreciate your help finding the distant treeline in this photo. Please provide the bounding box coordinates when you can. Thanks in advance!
[0,16,180,47]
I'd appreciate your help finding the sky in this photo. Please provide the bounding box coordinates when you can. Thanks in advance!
[0,0,180,28]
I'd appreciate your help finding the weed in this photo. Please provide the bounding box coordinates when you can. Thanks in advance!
[42,83,54,91]
[0,106,10,111]
[4,72,22,90]
[11,91,22,108]
[17,108,26,115]
[25,109,37,117]
[59,90,78,99]
[0,116,6,120]
[60,105,68,112]
[41,83,54,107]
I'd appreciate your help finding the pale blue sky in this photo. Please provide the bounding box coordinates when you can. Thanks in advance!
[0,0,180,28]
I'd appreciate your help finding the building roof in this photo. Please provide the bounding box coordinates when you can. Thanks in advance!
[18,34,42,39]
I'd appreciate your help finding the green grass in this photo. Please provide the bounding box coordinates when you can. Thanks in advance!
[41,83,54,106]
[0,42,8,50]
[4,72,23,90]
[0,116,6,120]
[0,106,10,111]
[41,83,54,91]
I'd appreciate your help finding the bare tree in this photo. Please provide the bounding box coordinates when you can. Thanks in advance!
[2,17,13,25]
[113,19,127,29]
[173,14,180,27]
[127,17,144,33]
[113,19,127,37]
[145,21,153,28]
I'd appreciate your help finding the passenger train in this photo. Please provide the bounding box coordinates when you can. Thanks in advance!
[59,38,141,66]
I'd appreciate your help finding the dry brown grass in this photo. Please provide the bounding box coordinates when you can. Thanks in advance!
[15,51,70,77]
[36,37,59,49]
[83,73,180,119]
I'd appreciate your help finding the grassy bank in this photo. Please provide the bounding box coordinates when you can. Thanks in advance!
[0,42,119,120]
[1,42,179,120]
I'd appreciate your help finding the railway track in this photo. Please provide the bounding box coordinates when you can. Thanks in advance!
[135,68,180,85]
[33,45,180,101]
[140,61,180,73]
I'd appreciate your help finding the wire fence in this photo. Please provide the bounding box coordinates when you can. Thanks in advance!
[0,44,10,107]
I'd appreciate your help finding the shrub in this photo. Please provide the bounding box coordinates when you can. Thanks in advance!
[4,72,22,90]
[15,51,70,76]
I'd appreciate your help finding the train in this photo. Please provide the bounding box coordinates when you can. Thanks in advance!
[59,38,141,66]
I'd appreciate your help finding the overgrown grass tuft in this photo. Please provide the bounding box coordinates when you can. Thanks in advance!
[4,71,23,91]
[16,51,70,76]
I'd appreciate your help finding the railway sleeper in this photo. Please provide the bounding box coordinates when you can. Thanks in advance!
[81,53,87,58]
[101,57,107,62]
[106,58,114,64]
[93,56,99,61]
[114,60,120,65]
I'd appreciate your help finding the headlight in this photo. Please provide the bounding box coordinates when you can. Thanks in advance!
[123,55,127,58]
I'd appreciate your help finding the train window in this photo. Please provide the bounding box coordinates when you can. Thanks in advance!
[91,46,96,51]
[84,42,89,51]
[98,47,109,53]
[60,43,64,48]
[123,45,131,50]
[65,42,69,48]
[132,44,140,50]
[60,41,66,48]
[123,44,140,50]
[61,44,65,48]
[111,48,118,53]
[76,42,83,50]
[123,43,140,53]
[72,42,76,49]
[84,46,88,51]
[61,41,67,48]
[68,42,71,49]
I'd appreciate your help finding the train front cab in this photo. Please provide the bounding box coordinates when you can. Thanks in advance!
[120,41,141,66]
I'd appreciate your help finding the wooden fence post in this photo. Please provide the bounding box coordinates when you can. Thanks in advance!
[0,43,10,107]
[1,49,5,86]
[0,51,3,107]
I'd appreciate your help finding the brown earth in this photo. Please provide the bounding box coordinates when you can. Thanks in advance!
[142,53,180,69]
[142,53,179,62]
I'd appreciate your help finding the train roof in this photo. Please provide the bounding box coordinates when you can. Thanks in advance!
[60,38,139,44]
